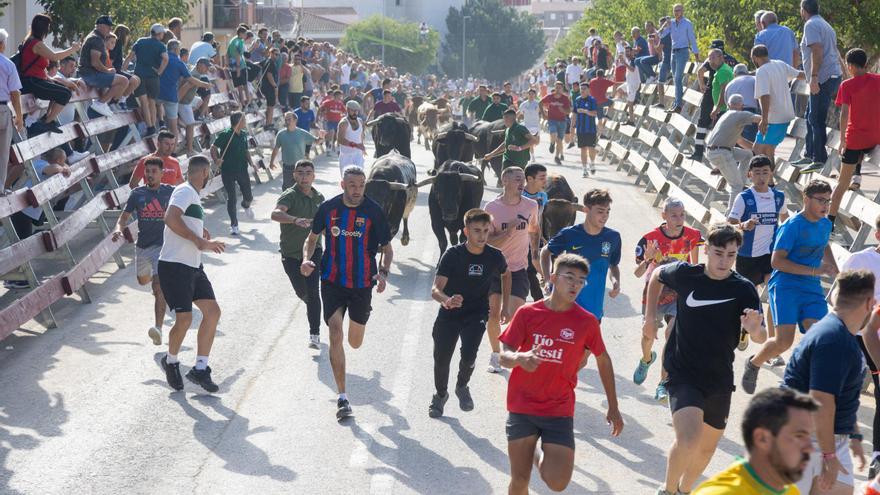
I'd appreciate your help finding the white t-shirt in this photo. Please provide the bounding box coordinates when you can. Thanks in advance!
[842,248,880,301]
[369,72,380,88]
[565,64,582,85]
[340,63,351,84]
[159,182,204,268]
[584,35,602,49]
[754,60,800,124]
[728,187,782,257]
[625,58,641,87]
[519,99,540,133]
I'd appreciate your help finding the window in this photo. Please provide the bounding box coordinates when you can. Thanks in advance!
[567,13,574,20]
[549,13,557,20]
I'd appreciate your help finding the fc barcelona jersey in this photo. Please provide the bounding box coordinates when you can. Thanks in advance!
[311,194,392,288]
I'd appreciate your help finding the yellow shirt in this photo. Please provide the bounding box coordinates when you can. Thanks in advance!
[289,65,304,93]
[694,461,800,495]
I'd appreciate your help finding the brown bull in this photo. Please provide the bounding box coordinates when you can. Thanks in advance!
[418,102,441,151]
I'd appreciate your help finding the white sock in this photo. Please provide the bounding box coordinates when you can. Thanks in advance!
[338,393,348,401]
[195,355,209,370]
[166,353,179,364]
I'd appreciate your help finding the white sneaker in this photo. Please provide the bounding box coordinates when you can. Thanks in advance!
[309,334,320,349]
[230,225,240,235]
[487,352,502,373]
[582,168,589,178]
[148,326,162,346]
[244,207,255,220]
[590,163,596,174]
[68,150,90,164]
[91,101,114,118]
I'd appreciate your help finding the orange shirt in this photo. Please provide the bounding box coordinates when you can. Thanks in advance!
[130,155,183,187]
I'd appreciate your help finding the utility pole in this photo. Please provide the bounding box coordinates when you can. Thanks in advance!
[381,0,386,64]
[462,15,470,79]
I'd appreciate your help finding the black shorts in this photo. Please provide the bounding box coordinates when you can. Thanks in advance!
[134,76,160,99]
[736,254,772,286]
[157,261,216,313]
[231,67,248,87]
[490,269,530,300]
[506,413,575,449]
[842,146,877,165]
[262,85,277,107]
[321,281,373,325]
[577,132,597,148]
[667,381,732,430]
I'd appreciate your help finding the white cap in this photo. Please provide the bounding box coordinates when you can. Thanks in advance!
[150,23,166,35]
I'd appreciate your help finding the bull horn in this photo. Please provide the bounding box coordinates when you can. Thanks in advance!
[436,131,448,140]
[388,182,408,191]
[491,129,505,135]
[365,118,380,126]
[415,177,435,187]
[460,173,480,182]
[464,133,478,142]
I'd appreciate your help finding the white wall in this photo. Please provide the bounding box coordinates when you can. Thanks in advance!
[0,0,55,51]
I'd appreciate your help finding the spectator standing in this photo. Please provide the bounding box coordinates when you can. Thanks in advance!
[167,18,183,41]
[0,28,25,194]
[690,48,734,162]
[754,11,799,66]
[668,4,700,112]
[261,48,280,129]
[189,32,217,64]
[124,23,169,136]
[78,16,128,118]
[751,45,805,160]
[289,53,305,109]
[176,57,213,153]
[211,111,255,236]
[565,57,582,90]
[583,28,601,61]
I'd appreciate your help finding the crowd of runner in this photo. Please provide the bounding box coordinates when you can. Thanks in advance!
[2,2,880,493]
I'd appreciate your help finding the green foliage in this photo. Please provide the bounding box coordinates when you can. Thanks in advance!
[552,0,880,68]
[441,0,545,82]
[340,15,440,75]
[36,0,195,47]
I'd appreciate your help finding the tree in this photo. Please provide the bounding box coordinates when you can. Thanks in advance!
[340,16,440,75]
[441,0,545,82]
[36,0,195,46]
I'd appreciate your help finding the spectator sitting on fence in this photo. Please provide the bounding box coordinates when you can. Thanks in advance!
[176,57,213,154]
[157,39,210,139]
[124,23,169,137]
[78,15,130,119]
[106,25,141,108]
[188,32,217,67]
[227,26,249,108]
[128,129,183,189]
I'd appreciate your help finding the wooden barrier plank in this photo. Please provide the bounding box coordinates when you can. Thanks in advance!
[26,157,94,207]
[682,88,703,108]
[658,139,683,167]
[668,113,695,136]
[82,112,139,136]
[0,276,65,340]
[0,188,32,219]
[48,191,113,250]
[206,117,231,135]
[91,141,151,174]
[61,229,129,296]
[637,129,660,148]
[841,191,880,226]
[667,182,710,224]
[609,142,629,162]
[12,123,83,164]
[0,232,50,277]
[680,158,725,190]
[647,107,670,125]
[645,161,668,194]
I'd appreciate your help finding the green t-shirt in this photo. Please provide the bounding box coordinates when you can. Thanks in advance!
[275,128,317,165]
[214,128,250,174]
[503,123,531,166]
[481,102,508,122]
[227,37,245,68]
[467,96,491,120]
[276,186,324,259]
[459,96,474,114]
[713,63,735,111]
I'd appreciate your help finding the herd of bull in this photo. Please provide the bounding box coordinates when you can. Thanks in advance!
[361,109,582,255]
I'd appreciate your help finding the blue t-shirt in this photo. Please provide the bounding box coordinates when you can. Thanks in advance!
[131,37,167,78]
[294,108,316,131]
[768,212,832,293]
[124,184,174,248]
[573,95,598,134]
[522,190,548,209]
[633,36,650,58]
[546,224,621,319]
[783,313,865,434]
[754,23,798,66]
[158,53,190,103]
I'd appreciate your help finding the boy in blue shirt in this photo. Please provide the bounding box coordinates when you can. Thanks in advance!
[570,81,599,177]
[294,96,317,158]
[742,179,838,394]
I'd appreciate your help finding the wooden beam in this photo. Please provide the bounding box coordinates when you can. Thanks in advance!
[0,188,33,218]
[90,141,151,175]
[61,230,128,296]
[0,276,65,340]
[12,123,84,164]
[26,157,94,207]
[0,232,51,276]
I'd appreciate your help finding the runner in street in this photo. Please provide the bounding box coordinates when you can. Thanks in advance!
[482,108,538,171]
[540,81,571,164]
[269,111,321,190]
[569,81,599,177]
[522,163,549,302]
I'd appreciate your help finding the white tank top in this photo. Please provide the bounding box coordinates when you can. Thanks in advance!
[342,117,363,149]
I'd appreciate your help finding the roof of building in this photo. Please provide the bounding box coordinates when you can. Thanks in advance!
[529,1,591,14]
[298,12,349,34]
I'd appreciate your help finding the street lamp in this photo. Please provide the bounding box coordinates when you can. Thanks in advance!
[462,15,470,79]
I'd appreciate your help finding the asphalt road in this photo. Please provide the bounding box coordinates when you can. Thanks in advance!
[1,129,874,494]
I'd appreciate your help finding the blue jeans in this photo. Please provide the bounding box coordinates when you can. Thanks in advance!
[672,48,689,108]
[804,77,840,164]
[635,55,659,81]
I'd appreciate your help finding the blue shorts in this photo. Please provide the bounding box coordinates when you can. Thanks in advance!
[768,285,828,331]
[81,71,115,89]
[325,121,339,132]
[755,123,788,146]
[547,119,567,139]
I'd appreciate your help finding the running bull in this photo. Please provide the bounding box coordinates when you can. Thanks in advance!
[542,174,579,240]
[366,112,412,159]
[469,119,506,185]
[365,150,418,245]
[431,121,478,170]
[417,160,484,253]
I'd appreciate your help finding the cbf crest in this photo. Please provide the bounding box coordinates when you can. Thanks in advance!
[601,241,611,257]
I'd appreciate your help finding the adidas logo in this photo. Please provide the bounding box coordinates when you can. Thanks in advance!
[140,198,166,219]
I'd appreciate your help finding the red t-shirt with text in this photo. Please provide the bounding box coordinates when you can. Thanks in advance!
[320,99,346,123]
[499,300,606,417]
[130,155,183,187]
[540,94,571,121]
[835,73,880,150]
[589,77,615,105]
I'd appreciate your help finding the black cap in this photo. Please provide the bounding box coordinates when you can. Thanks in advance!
[96,15,113,26]
[710,39,725,49]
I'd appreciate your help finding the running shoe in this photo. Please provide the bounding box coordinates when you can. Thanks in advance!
[768,355,786,367]
[487,352,502,373]
[566,142,576,149]
[428,392,448,418]
[654,383,669,403]
[336,398,353,420]
[582,169,589,178]
[798,162,825,174]
[549,142,555,154]
[737,329,749,351]
[455,386,474,411]
[870,456,880,479]
[309,334,320,349]
[741,356,760,394]
[633,351,656,385]
[656,488,675,495]
[186,366,220,393]
[244,207,255,220]
[790,157,812,166]
[90,101,114,118]
[590,163,596,175]
[230,225,240,236]
[161,355,184,391]
[148,326,162,346]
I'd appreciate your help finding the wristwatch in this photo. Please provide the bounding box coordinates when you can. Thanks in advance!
[850,433,864,441]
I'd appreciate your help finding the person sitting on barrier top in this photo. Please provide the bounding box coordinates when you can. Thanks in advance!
[106,25,142,108]
[705,94,762,212]
[78,15,129,119]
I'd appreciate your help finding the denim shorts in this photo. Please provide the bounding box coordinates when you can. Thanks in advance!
[547,119,567,138]
[81,71,115,89]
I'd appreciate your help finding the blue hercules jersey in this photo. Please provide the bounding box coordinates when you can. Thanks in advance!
[735,188,785,257]
[294,108,316,130]
[573,95,598,134]
[546,224,621,319]
[522,190,548,209]
[768,212,832,293]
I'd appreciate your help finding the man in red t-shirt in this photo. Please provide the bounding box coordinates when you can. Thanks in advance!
[829,48,880,228]
[500,253,623,494]
[128,130,183,188]
[588,69,615,132]
[318,89,346,155]
[539,81,571,164]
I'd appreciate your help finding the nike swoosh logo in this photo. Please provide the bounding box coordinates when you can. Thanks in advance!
[685,291,735,308]
[571,246,583,250]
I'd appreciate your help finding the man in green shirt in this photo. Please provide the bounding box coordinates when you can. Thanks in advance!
[210,111,255,235]
[227,26,248,105]
[710,52,735,118]
[458,88,475,125]
[271,160,325,348]
[467,85,491,122]
[270,111,322,189]
[483,108,538,168]
[481,93,508,122]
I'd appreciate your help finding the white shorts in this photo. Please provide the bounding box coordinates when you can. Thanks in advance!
[795,435,855,493]
[178,102,196,126]
[626,82,639,103]
[338,148,364,175]
[136,245,161,279]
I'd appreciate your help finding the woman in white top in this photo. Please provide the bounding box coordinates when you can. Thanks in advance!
[336,100,366,174]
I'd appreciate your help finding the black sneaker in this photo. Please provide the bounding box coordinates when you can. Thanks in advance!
[428,392,449,418]
[798,162,825,174]
[336,398,353,420]
[455,386,474,411]
[566,142,576,149]
[45,119,63,134]
[869,456,880,479]
[549,142,555,154]
[185,366,219,393]
[687,153,704,162]
[162,355,184,391]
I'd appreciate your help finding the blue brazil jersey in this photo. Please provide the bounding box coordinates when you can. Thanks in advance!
[547,224,621,320]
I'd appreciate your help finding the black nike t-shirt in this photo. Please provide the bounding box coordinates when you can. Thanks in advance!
[659,261,761,393]
[436,243,508,319]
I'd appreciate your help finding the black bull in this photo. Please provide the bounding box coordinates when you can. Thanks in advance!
[416,160,484,253]
[366,112,412,159]
[543,175,579,240]
[365,151,418,245]
[469,119,506,184]
[431,122,478,170]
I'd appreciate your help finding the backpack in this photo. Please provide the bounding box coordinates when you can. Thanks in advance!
[10,38,40,77]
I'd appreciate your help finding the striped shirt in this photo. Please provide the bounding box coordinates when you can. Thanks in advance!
[573,95,598,134]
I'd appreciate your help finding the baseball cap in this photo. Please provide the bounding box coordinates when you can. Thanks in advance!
[95,15,113,26]
[150,23,166,35]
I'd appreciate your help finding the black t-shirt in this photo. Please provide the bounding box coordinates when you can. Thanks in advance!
[436,243,508,319]
[659,262,761,393]
[261,59,278,89]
